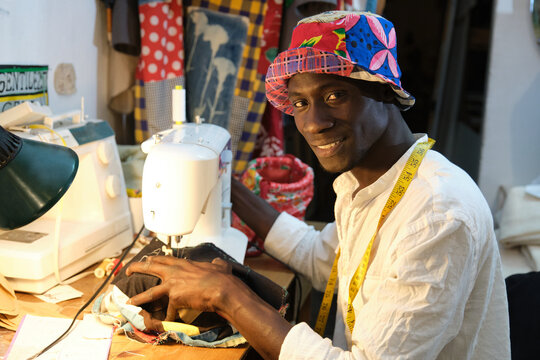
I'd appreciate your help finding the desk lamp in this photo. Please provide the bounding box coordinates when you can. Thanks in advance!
[0,125,78,230]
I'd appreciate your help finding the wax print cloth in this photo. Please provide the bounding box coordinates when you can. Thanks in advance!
[266,12,414,115]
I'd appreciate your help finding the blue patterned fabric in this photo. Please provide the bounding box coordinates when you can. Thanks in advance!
[184,7,248,128]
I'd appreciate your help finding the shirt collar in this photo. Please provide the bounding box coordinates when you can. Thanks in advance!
[333,133,428,203]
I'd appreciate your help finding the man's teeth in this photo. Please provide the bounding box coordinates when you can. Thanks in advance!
[317,140,341,149]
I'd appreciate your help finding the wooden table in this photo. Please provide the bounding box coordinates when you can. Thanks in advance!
[0,253,296,359]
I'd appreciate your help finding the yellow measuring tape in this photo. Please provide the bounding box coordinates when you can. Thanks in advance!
[314,139,435,336]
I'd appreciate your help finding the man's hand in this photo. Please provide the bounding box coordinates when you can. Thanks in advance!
[126,256,234,328]
[125,253,292,360]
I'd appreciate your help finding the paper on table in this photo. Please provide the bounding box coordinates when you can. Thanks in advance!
[5,314,113,360]
[34,285,83,304]
[0,273,23,331]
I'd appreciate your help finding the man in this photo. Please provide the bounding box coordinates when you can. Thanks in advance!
[126,11,510,359]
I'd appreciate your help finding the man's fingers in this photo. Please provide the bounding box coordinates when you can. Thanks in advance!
[211,257,227,265]
[165,303,178,322]
[128,284,168,306]
[139,308,165,332]
[126,255,232,292]
[126,259,174,278]
[146,255,184,266]
[211,257,232,272]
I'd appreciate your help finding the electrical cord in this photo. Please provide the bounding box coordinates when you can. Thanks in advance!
[26,225,145,360]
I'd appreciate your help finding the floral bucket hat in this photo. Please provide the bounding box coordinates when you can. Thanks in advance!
[265,11,415,115]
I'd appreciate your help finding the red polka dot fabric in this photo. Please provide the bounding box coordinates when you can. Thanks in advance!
[136,0,184,82]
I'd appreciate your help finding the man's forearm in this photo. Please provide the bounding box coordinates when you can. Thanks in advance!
[216,275,292,360]
[231,177,280,240]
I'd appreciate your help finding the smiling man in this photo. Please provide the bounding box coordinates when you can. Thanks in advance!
[126,11,510,360]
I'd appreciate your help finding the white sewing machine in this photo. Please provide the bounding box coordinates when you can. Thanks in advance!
[0,106,133,293]
[141,119,248,263]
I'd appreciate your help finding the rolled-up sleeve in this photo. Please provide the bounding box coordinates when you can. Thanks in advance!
[264,212,339,291]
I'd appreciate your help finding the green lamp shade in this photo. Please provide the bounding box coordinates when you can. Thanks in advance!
[0,128,79,230]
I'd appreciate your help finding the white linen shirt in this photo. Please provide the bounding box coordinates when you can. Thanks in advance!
[265,135,510,359]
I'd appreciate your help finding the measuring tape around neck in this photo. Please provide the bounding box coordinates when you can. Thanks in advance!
[314,138,435,336]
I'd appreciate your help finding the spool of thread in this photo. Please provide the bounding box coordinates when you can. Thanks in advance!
[94,258,114,278]
[172,85,186,126]
[106,258,125,276]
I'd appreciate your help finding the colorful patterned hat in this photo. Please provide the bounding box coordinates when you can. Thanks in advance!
[265,11,415,114]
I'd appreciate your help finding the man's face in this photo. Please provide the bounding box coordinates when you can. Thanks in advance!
[288,73,389,173]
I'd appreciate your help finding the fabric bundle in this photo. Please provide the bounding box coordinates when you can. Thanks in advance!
[93,239,289,347]
[499,186,540,248]
[498,185,540,271]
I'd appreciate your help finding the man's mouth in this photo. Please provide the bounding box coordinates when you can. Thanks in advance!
[314,139,344,150]
[310,138,345,158]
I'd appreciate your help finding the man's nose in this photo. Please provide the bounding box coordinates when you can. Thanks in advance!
[301,103,334,134]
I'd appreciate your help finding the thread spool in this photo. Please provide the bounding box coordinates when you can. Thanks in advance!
[172,85,186,126]
[106,258,125,276]
[94,258,113,278]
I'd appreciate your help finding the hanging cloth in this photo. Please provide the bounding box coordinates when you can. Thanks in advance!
[134,0,185,143]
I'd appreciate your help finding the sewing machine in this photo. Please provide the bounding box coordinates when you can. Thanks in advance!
[0,109,133,293]
[141,118,248,263]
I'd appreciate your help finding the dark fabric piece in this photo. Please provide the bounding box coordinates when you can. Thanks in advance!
[111,0,141,55]
[505,271,540,360]
[113,239,289,339]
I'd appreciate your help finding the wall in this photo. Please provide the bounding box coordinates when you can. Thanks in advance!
[479,0,540,210]
[0,0,110,122]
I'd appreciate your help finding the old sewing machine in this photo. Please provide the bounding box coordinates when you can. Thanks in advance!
[0,104,133,293]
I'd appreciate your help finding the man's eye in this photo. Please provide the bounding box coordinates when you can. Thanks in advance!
[326,92,343,101]
[293,100,306,108]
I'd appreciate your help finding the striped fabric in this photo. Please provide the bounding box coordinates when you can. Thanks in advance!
[134,79,147,143]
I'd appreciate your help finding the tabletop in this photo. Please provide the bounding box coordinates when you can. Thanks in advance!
[0,252,296,360]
